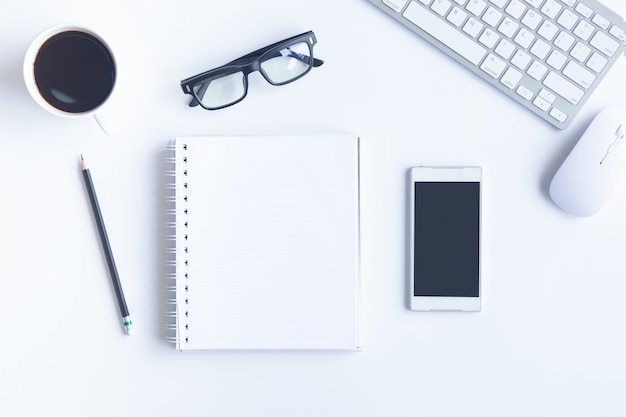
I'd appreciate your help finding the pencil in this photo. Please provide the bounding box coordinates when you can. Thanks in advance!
[81,155,134,335]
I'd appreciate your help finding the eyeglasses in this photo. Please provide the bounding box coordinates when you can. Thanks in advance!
[180,31,324,110]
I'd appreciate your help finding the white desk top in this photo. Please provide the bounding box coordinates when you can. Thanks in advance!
[1,1,626,416]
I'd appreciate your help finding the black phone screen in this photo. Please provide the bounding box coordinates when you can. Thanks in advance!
[413,181,480,297]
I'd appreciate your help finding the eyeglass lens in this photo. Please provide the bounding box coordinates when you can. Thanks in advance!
[193,71,245,109]
[260,42,312,84]
[194,41,313,109]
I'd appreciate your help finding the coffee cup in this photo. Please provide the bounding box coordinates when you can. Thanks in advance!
[24,24,117,135]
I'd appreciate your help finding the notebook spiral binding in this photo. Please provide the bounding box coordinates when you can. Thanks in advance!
[164,141,189,347]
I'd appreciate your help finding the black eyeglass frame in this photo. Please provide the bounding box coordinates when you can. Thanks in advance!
[180,30,324,110]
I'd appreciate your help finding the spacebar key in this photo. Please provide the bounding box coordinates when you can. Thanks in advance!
[403,2,486,65]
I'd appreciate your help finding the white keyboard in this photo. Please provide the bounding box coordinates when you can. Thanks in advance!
[368,0,626,128]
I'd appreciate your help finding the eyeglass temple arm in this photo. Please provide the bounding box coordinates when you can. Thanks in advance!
[227,52,324,68]
[227,31,317,62]
[311,57,325,67]
[189,83,209,107]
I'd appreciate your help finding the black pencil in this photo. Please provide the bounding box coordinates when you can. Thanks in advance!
[81,155,134,335]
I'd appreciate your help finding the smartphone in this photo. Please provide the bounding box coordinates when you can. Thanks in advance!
[409,166,481,311]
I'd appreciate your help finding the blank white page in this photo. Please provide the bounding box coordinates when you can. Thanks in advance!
[173,135,361,350]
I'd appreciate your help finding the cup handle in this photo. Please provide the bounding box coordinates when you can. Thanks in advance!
[94,110,116,135]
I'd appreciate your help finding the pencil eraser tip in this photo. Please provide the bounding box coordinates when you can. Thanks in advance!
[123,318,135,335]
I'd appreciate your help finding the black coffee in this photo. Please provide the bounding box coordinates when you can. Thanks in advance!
[34,31,115,113]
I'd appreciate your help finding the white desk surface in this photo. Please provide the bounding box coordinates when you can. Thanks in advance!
[1,1,626,416]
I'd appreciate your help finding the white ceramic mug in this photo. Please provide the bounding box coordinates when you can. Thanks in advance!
[24,24,117,135]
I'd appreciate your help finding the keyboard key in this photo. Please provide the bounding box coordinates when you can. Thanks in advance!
[541,0,562,20]
[538,20,559,41]
[495,39,516,59]
[501,67,523,89]
[505,0,526,20]
[586,52,608,73]
[511,49,532,69]
[447,7,468,27]
[467,0,487,16]
[554,31,575,51]
[574,21,595,41]
[575,3,593,19]
[483,7,503,27]
[514,28,535,48]
[383,0,409,12]
[609,26,626,43]
[522,10,542,30]
[557,9,578,31]
[563,61,596,89]
[480,53,507,78]
[498,17,519,38]
[550,107,568,123]
[533,96,551,111]
[403,1,487,65]
[590,31,620,57]
[543,71,584,104]
[546,50,567,70]
[479,28,500,48]
[527,61,548,80]
[571,42,592,62]
[431,0,452,16]
[539,88,556,104]
[528,61,548,80]
[516,84,534,100]
[592,15,611,30]
[463,17,484,38]
[530,39,551,59]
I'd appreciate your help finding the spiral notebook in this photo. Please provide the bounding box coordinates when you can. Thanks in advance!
[165,135,361,350]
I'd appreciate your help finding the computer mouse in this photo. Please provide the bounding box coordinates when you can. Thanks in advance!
[549,107,626,217]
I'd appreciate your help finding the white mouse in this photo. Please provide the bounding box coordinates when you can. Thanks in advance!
[549,107,626,217]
